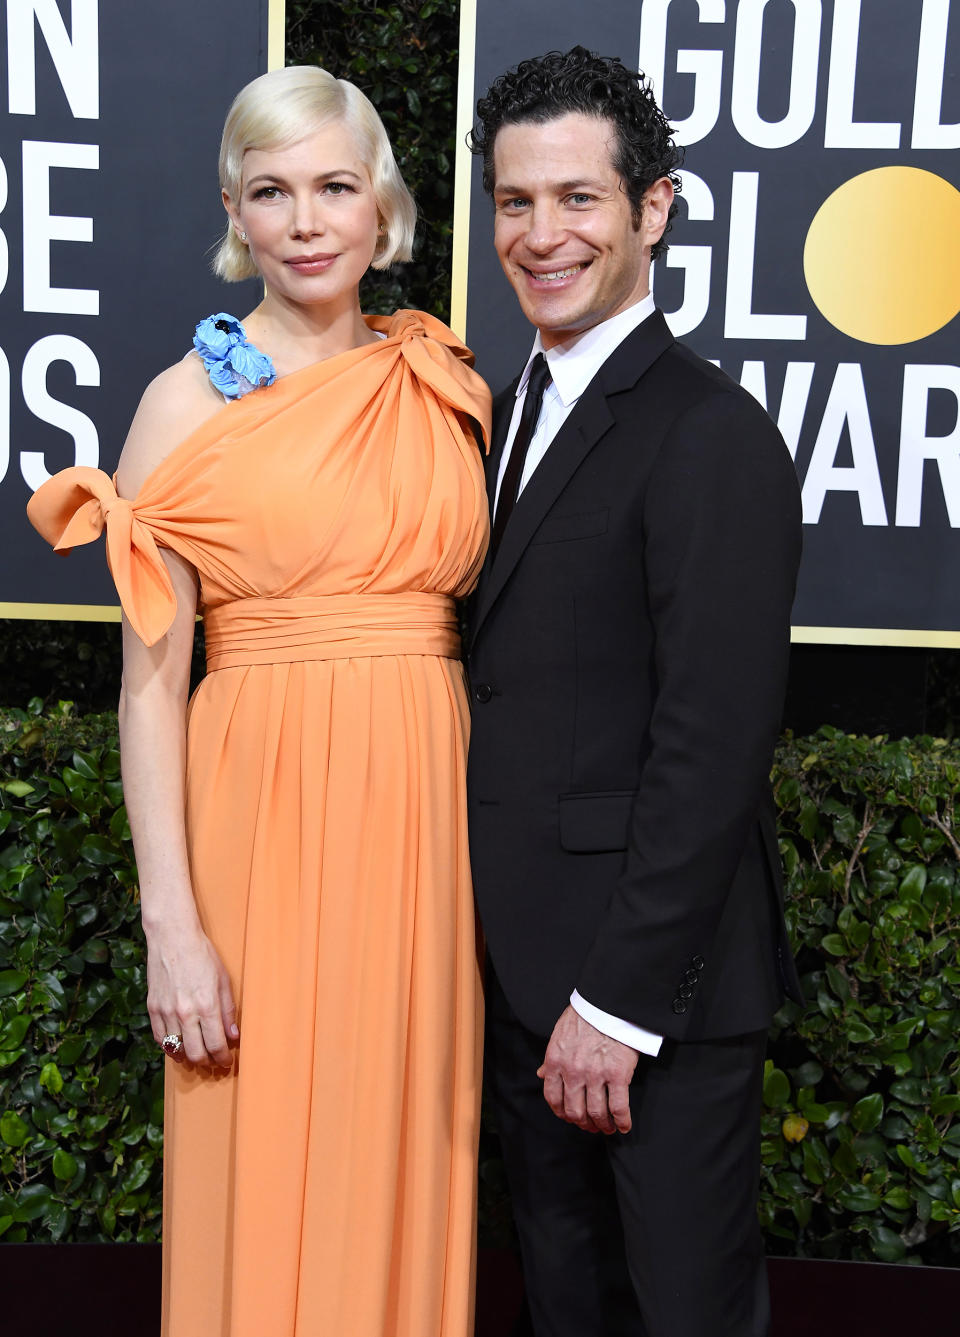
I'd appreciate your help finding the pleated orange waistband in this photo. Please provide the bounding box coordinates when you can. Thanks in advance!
[203,592,461,671]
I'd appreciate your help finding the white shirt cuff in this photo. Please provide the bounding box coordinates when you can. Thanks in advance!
[570,990,663,1057]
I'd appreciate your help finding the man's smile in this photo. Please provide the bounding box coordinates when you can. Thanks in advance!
[523,262,589,283]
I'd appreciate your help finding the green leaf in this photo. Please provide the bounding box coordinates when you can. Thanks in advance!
[79,835,121,867]
[883,1187,911,1210]
[763,1065,791,1110]
[1,780,35,798]
[820,933,846,956]
[0,1016,30,1048]
[13,1183,51,1221]
[899,865,927,898]
[800,1102,831,1123]
[791,1061,824,1087]
[890,1078,926,1106]
[0,1110,30,1147]
[845,1018,877,1044]
[56,1036,86,1066]
[837,1184,882,1212]
[0,970,28,998]
[52,1147,78,1180]
[825,964,851,999]
[869,1224,906,1262]
[832,1141,858,1177]
[98,1201,117,1237]
[70,750,100,780]
[39,1062,63,1095]
[851,1093,884,1133]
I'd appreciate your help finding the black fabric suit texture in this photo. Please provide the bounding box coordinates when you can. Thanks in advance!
[466,310,804,1042]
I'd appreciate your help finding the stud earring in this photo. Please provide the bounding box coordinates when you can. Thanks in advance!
[239,230,247,243]
[377,223,385,235]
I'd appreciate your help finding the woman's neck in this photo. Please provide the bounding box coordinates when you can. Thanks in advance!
[241,290,380,376]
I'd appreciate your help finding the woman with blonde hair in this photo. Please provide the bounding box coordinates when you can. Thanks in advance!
[29,65,490,1337]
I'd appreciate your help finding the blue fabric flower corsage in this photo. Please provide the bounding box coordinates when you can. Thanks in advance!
[193,313,277,402]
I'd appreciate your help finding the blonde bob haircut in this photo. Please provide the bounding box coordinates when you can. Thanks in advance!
[214,65,416,282]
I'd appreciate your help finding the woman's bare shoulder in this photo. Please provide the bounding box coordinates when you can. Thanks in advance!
[116,353,225,499]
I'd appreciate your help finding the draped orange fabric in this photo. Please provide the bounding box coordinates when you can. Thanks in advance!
[27,310,492,1337]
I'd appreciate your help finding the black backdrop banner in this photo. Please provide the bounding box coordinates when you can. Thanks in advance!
[1,0,283,619]
[452,0,960,646]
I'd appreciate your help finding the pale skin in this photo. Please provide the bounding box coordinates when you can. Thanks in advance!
[118,121,384,1068]
[493,113,674,1134]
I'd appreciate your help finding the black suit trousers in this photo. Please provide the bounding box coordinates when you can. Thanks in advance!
[486,968,771,1337]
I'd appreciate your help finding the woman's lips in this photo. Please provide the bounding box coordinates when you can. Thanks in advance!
[285,254,338,274]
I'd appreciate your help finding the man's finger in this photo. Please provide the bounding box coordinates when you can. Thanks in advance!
[542,1070,565,1119]
[608,1079,633,1134]
[586,1082,616,1135]
[561,1078,595,1131]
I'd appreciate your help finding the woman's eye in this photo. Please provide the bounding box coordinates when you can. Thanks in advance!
[253,185,280,200]
[324,181,353,195]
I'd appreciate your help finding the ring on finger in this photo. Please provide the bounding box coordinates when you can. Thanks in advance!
[161,1033,183,1058]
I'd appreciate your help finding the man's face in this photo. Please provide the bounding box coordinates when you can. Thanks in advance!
[492,112,672,348]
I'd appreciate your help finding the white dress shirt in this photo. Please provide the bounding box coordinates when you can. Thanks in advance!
[496,292,663,1059]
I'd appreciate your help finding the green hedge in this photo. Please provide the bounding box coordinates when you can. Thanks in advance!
[0,702,158,1243]
[1,709,959,1264]
[762,728,960,1264]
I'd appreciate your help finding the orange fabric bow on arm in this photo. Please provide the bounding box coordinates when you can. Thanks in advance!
[26,465,178,647]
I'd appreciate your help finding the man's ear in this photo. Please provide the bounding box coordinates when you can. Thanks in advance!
[639,177,674,246]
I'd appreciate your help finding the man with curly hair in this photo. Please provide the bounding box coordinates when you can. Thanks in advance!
[466,46,803,1337]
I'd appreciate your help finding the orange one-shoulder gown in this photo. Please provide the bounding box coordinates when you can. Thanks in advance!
[27,310,491,1337]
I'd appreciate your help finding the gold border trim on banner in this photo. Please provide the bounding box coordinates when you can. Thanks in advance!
[268,0,285,70]
[0,603,122,623]
[791,626,960,648]
[450,0,478,341]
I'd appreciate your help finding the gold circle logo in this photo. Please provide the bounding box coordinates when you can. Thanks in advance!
[803,167,960,345]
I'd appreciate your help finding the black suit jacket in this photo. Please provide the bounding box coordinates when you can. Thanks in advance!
[466,311,803,1041]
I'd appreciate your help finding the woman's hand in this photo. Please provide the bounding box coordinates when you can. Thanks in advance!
[146,921,239,1069]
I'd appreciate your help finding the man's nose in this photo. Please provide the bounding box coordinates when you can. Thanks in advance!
[522,205,566,253]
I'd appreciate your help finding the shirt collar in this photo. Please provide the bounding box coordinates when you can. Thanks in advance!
[516,292,658,407]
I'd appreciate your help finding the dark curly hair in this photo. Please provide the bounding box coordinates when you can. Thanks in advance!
[470,46,683,260]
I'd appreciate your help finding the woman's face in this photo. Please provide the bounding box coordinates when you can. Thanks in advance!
[226,120,381,312]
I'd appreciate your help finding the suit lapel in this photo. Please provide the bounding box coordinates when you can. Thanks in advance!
[470,311,675,647]
[484,381,517,510]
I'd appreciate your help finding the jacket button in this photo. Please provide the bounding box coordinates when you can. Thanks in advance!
[691,955,705,970]
[672,999,687,1015]
[679,984,694,999]
[684,968,699,984]
[474,683,493,704]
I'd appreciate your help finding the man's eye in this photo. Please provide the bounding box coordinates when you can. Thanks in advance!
[568,194,592,205]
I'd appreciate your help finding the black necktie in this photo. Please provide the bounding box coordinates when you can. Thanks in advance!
[490,353,552,558]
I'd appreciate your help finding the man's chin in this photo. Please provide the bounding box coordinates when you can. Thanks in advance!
[513,295,585,341]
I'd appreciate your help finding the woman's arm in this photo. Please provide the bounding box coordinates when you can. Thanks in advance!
[116,359,238,1068]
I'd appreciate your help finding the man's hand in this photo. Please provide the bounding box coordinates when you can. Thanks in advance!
[537,1005,638,1135]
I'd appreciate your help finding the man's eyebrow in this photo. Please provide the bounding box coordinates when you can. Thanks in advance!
[494,179,609,195]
